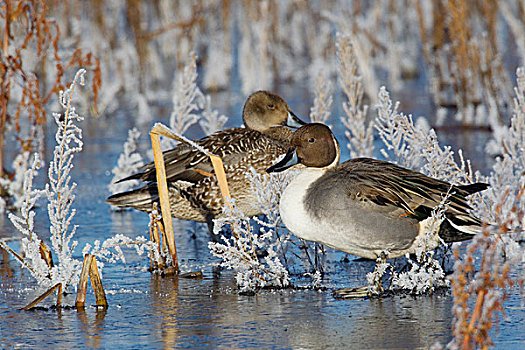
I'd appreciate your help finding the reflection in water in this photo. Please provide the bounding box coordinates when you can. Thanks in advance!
[77,308,107,348]
[146,271,452,349]
[150,276,180,349]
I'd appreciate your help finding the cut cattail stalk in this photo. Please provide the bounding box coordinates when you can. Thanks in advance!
[89,256,107,309]
[148,221,155,271]
[56,283,62,308]
[149,210,165,270]
[149,123,235,273]
[76,254,94,309]
[150,127,179,272]
[75,254,108,309]
[22,283,62,311]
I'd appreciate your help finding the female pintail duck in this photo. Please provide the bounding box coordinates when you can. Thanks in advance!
[107,91,306,229]
[267,123,488,260]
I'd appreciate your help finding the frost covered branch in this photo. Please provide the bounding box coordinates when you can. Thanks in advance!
[209,202,289,293]
[375,87,475,186]
[164,52,205,149]
[109,127,144,194]
[82,234,155,274]
[1,69,88,289]
[337,33,373,158]
[199,95,228,135]
[309,72,333,124]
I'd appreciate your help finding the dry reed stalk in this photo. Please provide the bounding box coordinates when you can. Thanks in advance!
[0,0,101,177]
[415,1,428,62]
[75,254,107,309]
[39,240,53,268]
[125,0,147,90]
[89,256,107,309]
[22,282,62,311]
[76,254,94,308]
[451,188,524,349]
[150,130,179,272]
[463,288,487,349]
[149,123,248,253]
[481,0,498,52]
[148,222,155,271]
[148,205,166,270]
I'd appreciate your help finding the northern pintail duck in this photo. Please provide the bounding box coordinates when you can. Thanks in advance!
[267,123,488,260]
[107,91,306,227]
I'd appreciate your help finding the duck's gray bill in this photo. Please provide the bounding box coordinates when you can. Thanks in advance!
[285,111,307,128]
[267,148,299,173]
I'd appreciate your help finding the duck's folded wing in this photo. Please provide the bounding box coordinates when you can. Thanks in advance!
[116,128,279,184]
[334,158,487,223]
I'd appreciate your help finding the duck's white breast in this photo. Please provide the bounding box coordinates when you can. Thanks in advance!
[279,170,325,243]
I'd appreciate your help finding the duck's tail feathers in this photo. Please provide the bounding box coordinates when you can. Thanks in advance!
[438,213,484,243]
[106,183,159,211]
[114,172,144,183]
[456,182,489,196]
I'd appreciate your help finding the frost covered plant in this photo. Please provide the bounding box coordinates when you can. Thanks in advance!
[82,234,155,273]
[309,72,333,124]
[108,127,144,195]
[337,33,373,158]
[481,68,525,227]
[209,201,289,293]
[199,94,228,135]
[375,87,476,187]
[449,191,524,350]
[0,151,32,212]
[0,69,88,289]
[164,52,205,149]
[247,167,296,228]
[0,154,50,284]
[44,69,89,288]
[447,69,525,349]
[391,195,450,294]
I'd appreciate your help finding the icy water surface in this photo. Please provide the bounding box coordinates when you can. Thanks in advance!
[1,91,524,349]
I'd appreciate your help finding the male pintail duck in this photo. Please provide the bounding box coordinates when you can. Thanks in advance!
[107,91,306,230]
[267,123,488,260]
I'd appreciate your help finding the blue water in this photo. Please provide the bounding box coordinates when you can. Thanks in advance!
[1,89,524,349]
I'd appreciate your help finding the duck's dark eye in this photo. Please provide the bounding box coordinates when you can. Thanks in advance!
[308,138,315,143]
[267,104,275,109]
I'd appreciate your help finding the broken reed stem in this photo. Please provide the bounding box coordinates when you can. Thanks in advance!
[76,254,93,308]
[148,222,154,270]
[89,256,107,308]
[75,254,107,309]
[56,283,62,308]
[149,123,236,272]
[149,213,166,270]
[150,130,179,272]
[2,243,37,275]
[39,241,53,268]
[22,283,62,311]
